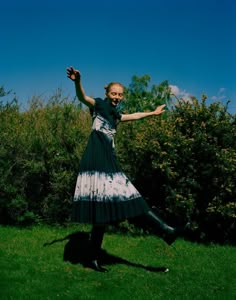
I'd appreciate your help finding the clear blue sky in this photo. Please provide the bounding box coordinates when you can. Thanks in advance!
[1,0,235,113]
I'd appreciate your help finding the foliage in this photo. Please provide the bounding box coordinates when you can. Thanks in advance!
[0,89,91,224]
[119,74,170,113]
[0,79,235,244]
[117,88,236,244]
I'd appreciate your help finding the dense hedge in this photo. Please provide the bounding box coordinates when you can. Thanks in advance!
[116,97,236,244]
[0,85,235,244]
[0,93,91,225]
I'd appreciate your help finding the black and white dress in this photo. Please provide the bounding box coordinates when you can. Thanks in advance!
[72,98,149,224]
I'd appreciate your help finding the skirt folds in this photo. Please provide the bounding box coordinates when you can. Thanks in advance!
[72,131,149,224]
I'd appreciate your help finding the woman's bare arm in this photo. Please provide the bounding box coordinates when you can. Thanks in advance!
[121,104,166,121]
[67,67,95,108]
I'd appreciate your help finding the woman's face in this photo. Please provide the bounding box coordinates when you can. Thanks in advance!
[106,85,124,106]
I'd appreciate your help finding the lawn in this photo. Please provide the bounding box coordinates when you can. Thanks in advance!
[0,225,235,299]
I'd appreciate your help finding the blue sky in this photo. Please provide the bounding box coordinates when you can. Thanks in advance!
[1,0,235,113]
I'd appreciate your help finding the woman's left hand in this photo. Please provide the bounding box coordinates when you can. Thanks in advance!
[153,104,166,115]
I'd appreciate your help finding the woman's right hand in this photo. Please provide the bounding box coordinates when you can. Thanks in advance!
[66,66,81,82]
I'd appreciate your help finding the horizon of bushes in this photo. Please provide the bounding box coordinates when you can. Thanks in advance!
[0,77,235,244]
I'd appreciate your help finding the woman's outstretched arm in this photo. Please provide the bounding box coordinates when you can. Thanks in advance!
[121,104,166,122]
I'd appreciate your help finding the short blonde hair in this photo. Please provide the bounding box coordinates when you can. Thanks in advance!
[104,82,124,93]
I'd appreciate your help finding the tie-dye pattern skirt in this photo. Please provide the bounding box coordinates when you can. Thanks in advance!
[72,130,149,224]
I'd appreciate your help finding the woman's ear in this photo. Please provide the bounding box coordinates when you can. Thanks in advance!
[104,86,108,98]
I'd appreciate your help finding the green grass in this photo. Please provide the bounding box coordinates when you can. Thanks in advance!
[0,225,235,300]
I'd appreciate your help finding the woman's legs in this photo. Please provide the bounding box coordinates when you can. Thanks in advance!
[86,211,184,271]
[90,224,106,258]
[88,224,107,272]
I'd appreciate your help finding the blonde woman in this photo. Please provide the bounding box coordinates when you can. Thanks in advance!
[67,67,184,272]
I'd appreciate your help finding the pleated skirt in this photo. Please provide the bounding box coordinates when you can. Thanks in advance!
[72,130,149,224]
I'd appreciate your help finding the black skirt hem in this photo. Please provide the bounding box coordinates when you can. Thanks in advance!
[71,197,150,224]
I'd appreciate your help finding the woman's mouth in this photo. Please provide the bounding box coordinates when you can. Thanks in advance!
[112,99,119,105]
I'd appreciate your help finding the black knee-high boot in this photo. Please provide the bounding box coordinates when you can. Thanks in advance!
[143,210,178,245]
[87,225,108,272]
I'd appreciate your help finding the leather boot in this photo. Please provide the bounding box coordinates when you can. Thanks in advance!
[144,210,178,245]
[86,225,108,272]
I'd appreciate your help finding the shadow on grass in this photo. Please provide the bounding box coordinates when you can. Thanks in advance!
[44,231,168,272]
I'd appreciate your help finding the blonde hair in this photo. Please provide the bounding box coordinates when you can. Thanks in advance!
[104,82,124,93]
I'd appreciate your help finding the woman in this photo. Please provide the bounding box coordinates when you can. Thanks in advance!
[67,67,183,272]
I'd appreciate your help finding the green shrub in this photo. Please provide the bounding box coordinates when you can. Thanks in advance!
[0,91,91,225]
[117,94,236,243]
[0,82,235,244]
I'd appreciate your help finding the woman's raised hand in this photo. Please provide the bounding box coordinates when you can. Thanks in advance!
[66,66,81,82]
